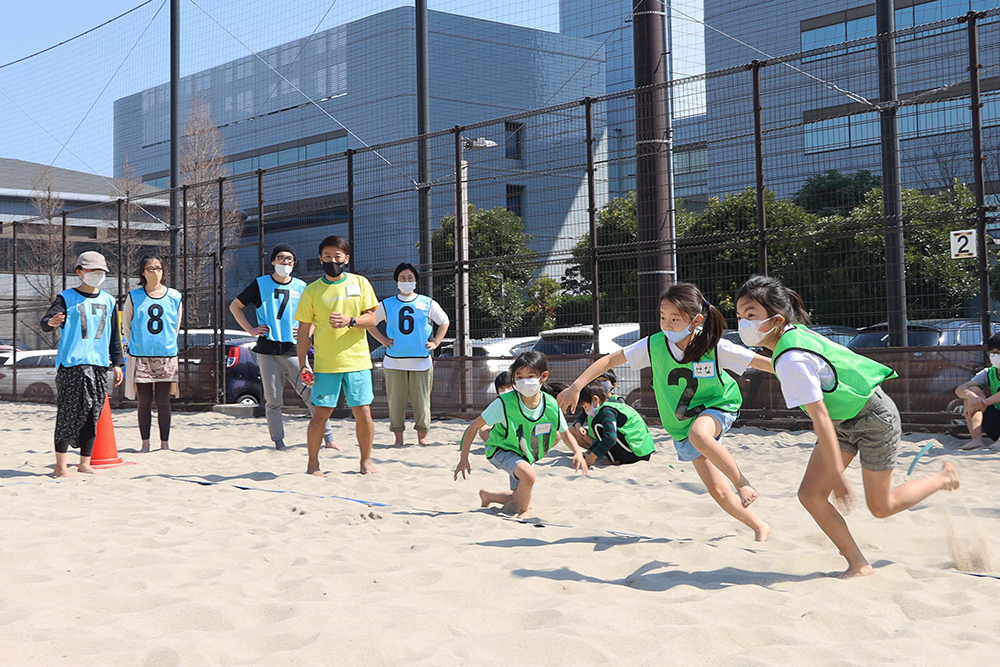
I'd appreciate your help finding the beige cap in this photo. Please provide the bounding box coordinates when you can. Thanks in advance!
[76,251,109,271]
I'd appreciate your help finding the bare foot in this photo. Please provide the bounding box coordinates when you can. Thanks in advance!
[958,439,985,451]
[360,459,377,475]
[77,464,96,475]
[307,466,326,478]
[479,489,491,507]
[393,433,404,447]
[835,563,875,579]
[737,481,759,507]
[323,440,343,451]
[160,443,169,451]
[139,442,151,454]
[417,432,430,446]
[54,467,75,479]
[940,462,960,491]
[754,522,770,542]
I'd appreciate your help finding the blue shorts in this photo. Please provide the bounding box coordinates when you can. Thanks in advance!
[672,409,738,462]
[488,449,529,490]
[311,370,374,408]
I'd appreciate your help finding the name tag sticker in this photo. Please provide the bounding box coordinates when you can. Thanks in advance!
[290,290,301,299]
[415,302,429,310]
[693,361,715,378]
[534,423,552,436]
[346,285,361,297]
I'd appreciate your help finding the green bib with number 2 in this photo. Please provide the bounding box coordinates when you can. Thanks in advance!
[648,331,743,442]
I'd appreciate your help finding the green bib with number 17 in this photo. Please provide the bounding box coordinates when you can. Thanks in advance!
[648,331,742,441]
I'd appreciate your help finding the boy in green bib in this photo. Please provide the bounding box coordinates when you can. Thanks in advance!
[455,351,588,516]
[559,283,774,542]
[575,382,654,466]
[954,332,1000,450]
[736,275,960,578]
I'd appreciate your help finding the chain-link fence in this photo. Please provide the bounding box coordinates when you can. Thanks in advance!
[3,8,998,431]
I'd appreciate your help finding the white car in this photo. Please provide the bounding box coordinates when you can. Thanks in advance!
[531,323,642,405]
[0,350,60,402]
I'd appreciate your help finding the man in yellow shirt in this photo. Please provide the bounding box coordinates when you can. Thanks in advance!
[296,236,379,475]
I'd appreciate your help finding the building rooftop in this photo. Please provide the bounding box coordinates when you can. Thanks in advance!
[0,158,160,201]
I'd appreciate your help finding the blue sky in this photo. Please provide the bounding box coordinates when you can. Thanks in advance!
[0,0,561,178]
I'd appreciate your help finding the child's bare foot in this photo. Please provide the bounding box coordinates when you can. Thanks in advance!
[360,459,377,474]
[417,432,429,446]
[958,439,985,451]
[54,467,75,478]
[139,441,151,453]
[940,462,960,490]
[160,442,169,450]
[323,437,342,451]
[77,464,96,475]
[835,562,875,579]
[307,466,325,478]
[737,480,759,507]
[754,522,770,542]
[479,489,491,507]
[393,433,404,447]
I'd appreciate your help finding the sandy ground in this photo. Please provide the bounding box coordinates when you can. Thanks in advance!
[1,401,999,666]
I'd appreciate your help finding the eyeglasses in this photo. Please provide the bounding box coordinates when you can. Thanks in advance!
[144,267,163,273]
[274,255,295,264]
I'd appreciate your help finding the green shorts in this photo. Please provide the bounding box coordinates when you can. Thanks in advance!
[311,370,374,408]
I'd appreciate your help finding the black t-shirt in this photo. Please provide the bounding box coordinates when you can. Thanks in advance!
[237,277,296,356]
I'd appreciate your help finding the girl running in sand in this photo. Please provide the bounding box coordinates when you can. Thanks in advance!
[735,275,960,577]
[455,351,588,516]
[559,282,773,541]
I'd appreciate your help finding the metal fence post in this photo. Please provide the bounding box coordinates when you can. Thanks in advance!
[965,11,991,349]
[217,177,226,405]
[117,199,124,308]
[751,60,768,276]
[181,185,189,364]
[61,211,67,291]
[454,126,469,412]
[585,97,601,354]
[257,168,265,276]
[347,149,355,272]
[212,250,220,404]
[12,220,18,399]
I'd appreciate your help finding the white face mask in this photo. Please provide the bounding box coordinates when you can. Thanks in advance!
[990,353,1000,369]
[598,380,613,394]
[514,377,541,398]
[398,281,416,295]
[82,270,106,288]
[663,322,693,344]
[274,264,293,278]
[738,315,777,346]
[585,402,599,418]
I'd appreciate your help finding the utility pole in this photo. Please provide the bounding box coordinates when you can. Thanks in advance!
[876,0,907,346]
[416,0,433,297]
[169,0,181,281]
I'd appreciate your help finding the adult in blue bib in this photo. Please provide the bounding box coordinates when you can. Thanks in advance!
[370,263,450,446]
[123,255,182,452]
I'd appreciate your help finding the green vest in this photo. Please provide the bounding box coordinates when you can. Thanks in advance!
[484,391,562,464]
[649,331,743,441]
[587,400,655,457]
[989,367,1000,395]
[772,326,897,420]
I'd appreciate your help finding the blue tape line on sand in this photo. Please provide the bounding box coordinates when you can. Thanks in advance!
[907,442,936,476]
[171,476,389,507]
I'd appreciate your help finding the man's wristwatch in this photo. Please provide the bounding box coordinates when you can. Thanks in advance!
[349,317,356,328]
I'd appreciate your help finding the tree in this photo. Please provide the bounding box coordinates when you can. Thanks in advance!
[432,205,535,337]
[792,169,881,217]
[107,156,153,291]
[21,168,65,347]
[524,276,563,332]
[180,96,243,325]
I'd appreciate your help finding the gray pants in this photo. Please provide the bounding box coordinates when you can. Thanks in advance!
[384,366,433,433]
[257,353,334,443]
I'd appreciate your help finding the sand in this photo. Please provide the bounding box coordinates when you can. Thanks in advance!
[1,401,999,666]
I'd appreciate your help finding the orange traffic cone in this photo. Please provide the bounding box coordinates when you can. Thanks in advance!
[90,395,136,469]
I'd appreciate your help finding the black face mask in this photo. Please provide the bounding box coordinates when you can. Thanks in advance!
[322,260,348,278]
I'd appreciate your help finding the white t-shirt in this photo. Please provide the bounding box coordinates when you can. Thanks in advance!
[375,293,450,371]
[773,348,836,410]
[622,336,756,376]
[481,395,569,432]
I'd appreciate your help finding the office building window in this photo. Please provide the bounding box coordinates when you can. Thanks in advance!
[505,122,524,161]
[506,185,525,218]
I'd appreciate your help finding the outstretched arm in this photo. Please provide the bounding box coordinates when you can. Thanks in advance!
[455,415,487,480]
[557,350,627,412]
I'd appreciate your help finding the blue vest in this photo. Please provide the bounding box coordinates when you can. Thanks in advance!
[384,294,434,359]
[255,275,306,343]
[56,289,117,368]
[128,287,182,357]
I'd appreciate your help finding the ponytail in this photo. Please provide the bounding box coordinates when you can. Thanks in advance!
[682,301,725,364]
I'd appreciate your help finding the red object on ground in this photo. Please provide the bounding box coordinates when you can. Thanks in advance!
[90,395,136,469]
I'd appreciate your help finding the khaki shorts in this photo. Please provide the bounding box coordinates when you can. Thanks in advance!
[832,386,900,472]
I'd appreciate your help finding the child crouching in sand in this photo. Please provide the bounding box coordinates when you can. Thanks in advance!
[455,351,588,515]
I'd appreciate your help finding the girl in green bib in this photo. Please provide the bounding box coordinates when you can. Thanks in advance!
[559,283,774,542]
[455,351,589,516]
[735,275,960,577]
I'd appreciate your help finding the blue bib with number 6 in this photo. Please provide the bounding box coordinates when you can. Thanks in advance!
[383,295,433,359]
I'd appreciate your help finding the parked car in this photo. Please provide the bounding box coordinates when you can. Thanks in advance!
[0,350,59,402]
[531,323,643,406]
